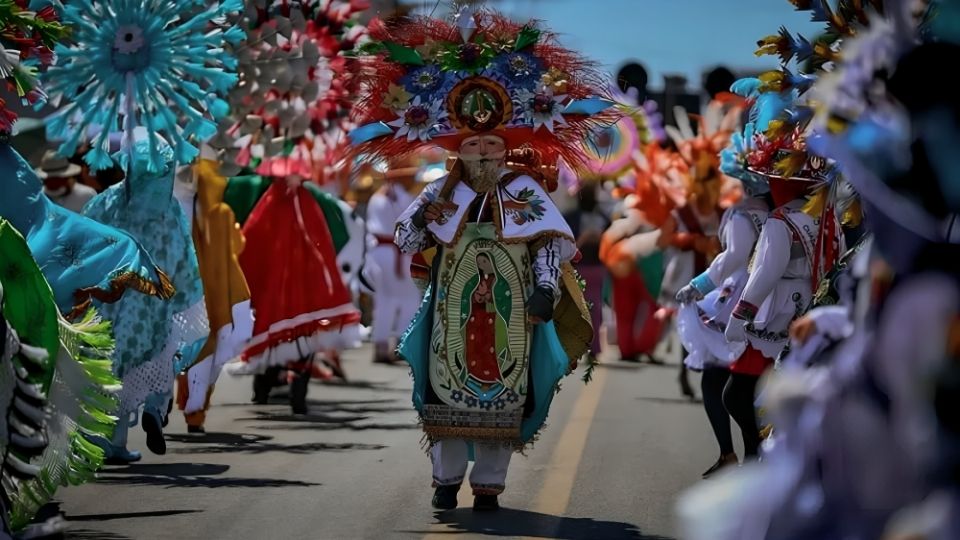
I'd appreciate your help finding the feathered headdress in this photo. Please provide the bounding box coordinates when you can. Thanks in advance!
[211,0,369,181]
[43,0,245,173]
[348,6,616,169]
[666,96,745,203]
[0,1,67,134]
[741,0,893,288]
[807,0,960,241]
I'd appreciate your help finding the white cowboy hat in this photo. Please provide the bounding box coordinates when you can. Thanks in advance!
[36,150,82,179]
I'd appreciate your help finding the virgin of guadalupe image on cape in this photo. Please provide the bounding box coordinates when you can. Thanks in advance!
[456,248,525,403]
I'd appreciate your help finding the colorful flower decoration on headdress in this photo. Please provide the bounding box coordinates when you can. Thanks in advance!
[348,6,616,169]
[211,0,369,181]
[0,1,67,133]
[43,0,245,173]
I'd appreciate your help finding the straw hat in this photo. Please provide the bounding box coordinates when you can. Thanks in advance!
[36,150,82,179]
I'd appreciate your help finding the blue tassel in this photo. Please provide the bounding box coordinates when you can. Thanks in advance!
[175,142,199,164]
[84,148,113,171]
[208,98,230,120]
[221,0,243,14]
[223,26,245,45]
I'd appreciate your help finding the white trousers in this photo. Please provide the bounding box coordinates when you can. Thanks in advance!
[367,245,420,343]
[431,439,513,495]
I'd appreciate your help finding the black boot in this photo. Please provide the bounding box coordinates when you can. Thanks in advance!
[141,410,166,455]
[679,365,695,399]
[289,367,311,415]
[252,368,277,404]
[702,453,738,478]
[472,494,500,512]
[432,484,460,510]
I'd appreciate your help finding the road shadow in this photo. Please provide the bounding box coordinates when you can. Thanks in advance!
[66,530,134,540]
[316,379,411,393]
[96,462,319,489]
[168,439,385,456]
[165,432,272,446]
[406,508,670,540]
[635,396,702,406]
[64,509,201,522]
[251,421,419,432]
[215,397,400,408]
[161,431,385,455]
[236,410,370,424]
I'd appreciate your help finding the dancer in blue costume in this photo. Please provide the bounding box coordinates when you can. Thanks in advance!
[0,143,173,320]
[83,140,209,463]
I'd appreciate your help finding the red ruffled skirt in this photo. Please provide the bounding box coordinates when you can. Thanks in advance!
[239,181,360,369]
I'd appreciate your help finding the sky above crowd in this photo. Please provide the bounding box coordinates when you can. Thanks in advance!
[404,0,823,91]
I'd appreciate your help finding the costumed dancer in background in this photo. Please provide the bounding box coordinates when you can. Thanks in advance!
[679,3,960,538]
[563,184,609,363]
[173,151,254,433]
[222,167,363,391]
[352,6,601,511]
[599,139,679,364]
[211,0,367,409]
[234,148,361,414]
[36,0,245,462]
[83,139,210,461]
[363,154,425,365]
[657,99,742,397]
[566,87,654,362]
[674,79,790,476]
[720,136,828,460]
[36,150,97,213]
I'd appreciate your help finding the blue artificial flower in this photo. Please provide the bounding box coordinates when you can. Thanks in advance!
[401,64,445,96]
[450,390,464,403]
[479,400,493,411]
[44,0,245,172]
[464,396,478,408]
[494,399,506,410]
[505,391,519,404]
[492,51,542,88]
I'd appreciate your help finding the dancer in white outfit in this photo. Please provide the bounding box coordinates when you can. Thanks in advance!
[363,160,423,364]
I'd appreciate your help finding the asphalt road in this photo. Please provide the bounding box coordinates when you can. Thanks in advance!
[54,336,732,540]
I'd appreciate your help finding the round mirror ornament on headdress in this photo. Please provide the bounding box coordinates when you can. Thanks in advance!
[449,77,512,132]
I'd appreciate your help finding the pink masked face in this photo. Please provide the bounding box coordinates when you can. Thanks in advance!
[458,134,506,161]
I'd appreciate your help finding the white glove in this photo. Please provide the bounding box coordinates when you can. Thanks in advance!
[724,315,748,343]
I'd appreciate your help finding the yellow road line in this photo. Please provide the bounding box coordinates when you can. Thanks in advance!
[531,365,608,516]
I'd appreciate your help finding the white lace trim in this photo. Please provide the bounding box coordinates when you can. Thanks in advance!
[118,298,209,416]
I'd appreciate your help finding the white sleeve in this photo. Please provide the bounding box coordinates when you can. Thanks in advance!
[738,218,792,309]
[706,214,758,288]
[393,180,442,254]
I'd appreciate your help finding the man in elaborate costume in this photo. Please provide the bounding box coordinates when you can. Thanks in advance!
[351,7,602,511]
